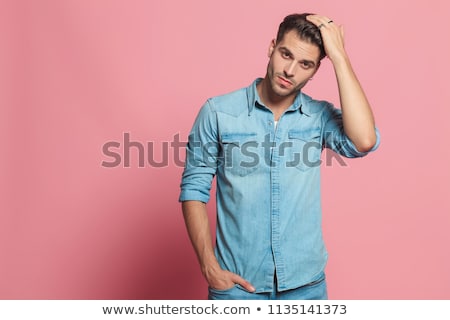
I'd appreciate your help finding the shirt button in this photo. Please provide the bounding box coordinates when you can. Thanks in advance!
[268,121,273,125]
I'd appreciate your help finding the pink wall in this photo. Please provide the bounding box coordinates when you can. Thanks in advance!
[1,0,449,299]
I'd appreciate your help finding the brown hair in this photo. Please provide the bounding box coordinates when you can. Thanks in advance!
[276,13,326,60]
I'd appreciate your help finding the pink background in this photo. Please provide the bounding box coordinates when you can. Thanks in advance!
[1,0,449,299]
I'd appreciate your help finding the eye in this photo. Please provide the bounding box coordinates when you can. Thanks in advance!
[280,50,291,59]
[300,61,313,69]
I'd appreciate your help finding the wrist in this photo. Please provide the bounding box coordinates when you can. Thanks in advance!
[201,258,221,279]
[329,50,349,66]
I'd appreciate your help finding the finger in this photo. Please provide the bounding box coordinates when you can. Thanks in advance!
[306,14,323,27]
[307,15,336,31]
[307,15,331,24]
[231,274,256,292]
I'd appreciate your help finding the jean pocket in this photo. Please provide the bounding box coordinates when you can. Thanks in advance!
[208,284,239,300]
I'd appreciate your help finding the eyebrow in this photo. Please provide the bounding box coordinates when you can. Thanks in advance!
[279,46,317,68]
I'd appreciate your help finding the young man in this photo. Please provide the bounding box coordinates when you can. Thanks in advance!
[179,13,380,300]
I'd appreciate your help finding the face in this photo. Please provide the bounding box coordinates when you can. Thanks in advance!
[265,30,321,100]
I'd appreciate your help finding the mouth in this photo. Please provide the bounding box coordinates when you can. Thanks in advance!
[277,76,293,87]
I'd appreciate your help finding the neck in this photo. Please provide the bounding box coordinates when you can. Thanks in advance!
[257,78,296,117]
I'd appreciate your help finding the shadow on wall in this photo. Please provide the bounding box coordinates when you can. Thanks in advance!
[87,169,208,300]
[124,213,207,300]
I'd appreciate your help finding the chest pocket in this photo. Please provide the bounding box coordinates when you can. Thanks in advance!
[220,132,259,176]
[287,129,322,171]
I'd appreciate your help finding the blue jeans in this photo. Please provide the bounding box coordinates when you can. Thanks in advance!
[208,272,328,300]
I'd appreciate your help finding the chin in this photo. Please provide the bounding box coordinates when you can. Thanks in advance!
[273,86,296,97]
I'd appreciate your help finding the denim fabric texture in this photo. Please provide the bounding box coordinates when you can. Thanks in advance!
[208,271,328,300]
[179,79,380,294]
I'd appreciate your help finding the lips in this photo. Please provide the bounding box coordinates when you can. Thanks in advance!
[277,76,292,87]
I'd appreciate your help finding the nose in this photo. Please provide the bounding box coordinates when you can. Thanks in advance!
[284,60,297,77]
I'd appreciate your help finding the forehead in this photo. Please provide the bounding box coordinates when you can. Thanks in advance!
[277,30,320,62]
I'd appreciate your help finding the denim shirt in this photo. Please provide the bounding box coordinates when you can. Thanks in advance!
[179,79,380,293]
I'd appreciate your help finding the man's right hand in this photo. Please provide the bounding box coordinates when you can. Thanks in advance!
[182,201,256,293]
[205,265,255,292]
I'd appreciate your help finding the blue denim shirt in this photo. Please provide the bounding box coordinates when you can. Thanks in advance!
[179,79,380,293]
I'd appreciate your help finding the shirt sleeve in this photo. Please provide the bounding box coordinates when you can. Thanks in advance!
[322,102,380,158]
[179,99,219,203]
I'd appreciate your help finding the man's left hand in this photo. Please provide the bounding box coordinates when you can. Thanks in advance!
[306,14,347,63]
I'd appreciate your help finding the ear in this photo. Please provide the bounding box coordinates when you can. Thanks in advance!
[268,39,276,57]
[309,61,321,79]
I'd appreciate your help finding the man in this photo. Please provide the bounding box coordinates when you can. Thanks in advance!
[179,13,380,300]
